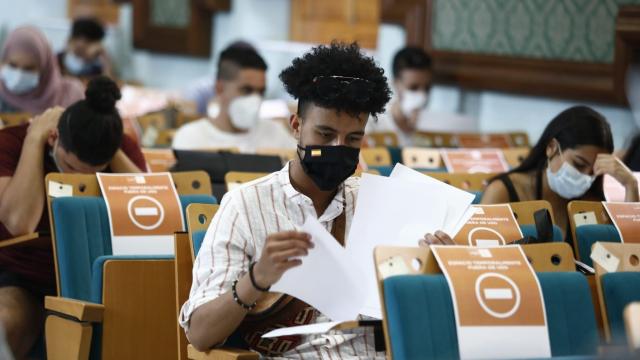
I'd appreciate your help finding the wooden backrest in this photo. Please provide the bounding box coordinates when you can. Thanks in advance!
[509,132,530,147]
[593,243,640,342]
[521,243,575,272]
[142,148,177,172]
[156,129,177,147]
[502,147,530,168]
[175,203,219,360]
[414,131,529,148]
[424,172,496,191]
[366,132,399,147]
[174,232,192,360]
[360,147,392,167]
[175,112,201,128]
[413,131,455,147]
[567,201,611,258]
[137,112,168,132]
[401,148,443,169]
[509,200,555,226]
[45,171,212,197]
[625,302,640,352]
[186,203,219,261]
[224,171,269,192]
[0,112,31,128]
[172,171,213,196]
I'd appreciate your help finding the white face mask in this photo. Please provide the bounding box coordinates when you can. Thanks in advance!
[546,148,595,199]
[400,90,429,117]
[64,52,89,75]
[228,94,262,130]
[1,65,39,95]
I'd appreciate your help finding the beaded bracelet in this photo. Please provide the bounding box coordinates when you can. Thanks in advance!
[249,262,271,292]
[232,279,256,310]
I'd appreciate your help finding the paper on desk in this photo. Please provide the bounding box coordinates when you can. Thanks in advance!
[347,173,449,318]
[271,218,364,322]
[389,163,475,236]
[262,321,341,338]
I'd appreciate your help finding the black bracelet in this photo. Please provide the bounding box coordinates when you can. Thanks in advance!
[231,279,256,310]
[249,262,271,292]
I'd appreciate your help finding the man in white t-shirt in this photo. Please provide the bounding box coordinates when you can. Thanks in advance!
[172,44,295,152]
[367,46,432,146]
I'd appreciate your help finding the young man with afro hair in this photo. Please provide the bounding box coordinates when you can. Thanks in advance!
[179,42,392,358]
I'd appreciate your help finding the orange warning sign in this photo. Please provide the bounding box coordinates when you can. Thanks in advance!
[141,148,176,172]
[431,246,550,358]
[432,246,546,326]
[457,134,512,148]
[603,202,640,243]
[97,173,184,237]
[441,149,509,174]
[453,204,523,246]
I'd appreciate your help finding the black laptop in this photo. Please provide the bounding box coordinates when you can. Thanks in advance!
[171,150,284,201]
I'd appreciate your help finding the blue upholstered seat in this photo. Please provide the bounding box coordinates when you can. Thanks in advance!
[383,272,599,360]
[574,225,621,267]
[50,194,216,359]
[601,272,640,345]
[520,224,564,242]
[51,194,216,302]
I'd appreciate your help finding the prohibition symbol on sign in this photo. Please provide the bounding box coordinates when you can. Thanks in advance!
[127,195,165,231]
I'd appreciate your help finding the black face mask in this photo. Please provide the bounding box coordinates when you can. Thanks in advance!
[297,144,360,191]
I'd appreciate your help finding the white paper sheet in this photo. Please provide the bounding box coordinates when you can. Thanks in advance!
[262,322,341,338]
[346,173,449,318]
[389,164,475,235]
[271,218,364,322]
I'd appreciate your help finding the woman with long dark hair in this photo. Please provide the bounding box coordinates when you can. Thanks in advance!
[482,106,639,234]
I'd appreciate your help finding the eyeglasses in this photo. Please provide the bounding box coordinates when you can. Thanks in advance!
[312,75,373,103]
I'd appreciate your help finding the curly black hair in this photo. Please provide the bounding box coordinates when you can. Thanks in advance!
[279,42,391,119]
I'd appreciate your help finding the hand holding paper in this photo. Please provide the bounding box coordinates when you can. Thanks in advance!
[270,217,364,322]
[253,230,314,289]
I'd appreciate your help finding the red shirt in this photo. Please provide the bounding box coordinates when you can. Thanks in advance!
[0,124,147,292]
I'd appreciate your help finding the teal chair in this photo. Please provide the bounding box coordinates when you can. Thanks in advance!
[45,194,216,360]
[520,224,564,242]
[386,146,403,165]
[601,272,640,345]
[469,191,482,204]
[593,243,640,346]
[180,203,258,359]
[575,225,621,268]
[383,272,599,359]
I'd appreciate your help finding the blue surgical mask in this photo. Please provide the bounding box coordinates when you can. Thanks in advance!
[546,145,595,199]
[64,52,88,75]
[64,52,101,75]
[0,65,39,94]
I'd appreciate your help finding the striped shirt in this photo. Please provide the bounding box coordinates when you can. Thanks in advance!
[180,163,384,359]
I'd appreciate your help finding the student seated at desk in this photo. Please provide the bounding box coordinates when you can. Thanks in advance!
[180,42,393,359]
[366,46,432,146]
[482,106,639,235]
[57,17,114,81]
[0,76,145,358]
[0,26,84,114]
[172,44,295,152]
